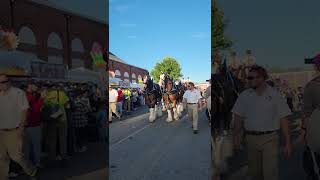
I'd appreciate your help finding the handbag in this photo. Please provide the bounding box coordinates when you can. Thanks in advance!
[50,91,63,120]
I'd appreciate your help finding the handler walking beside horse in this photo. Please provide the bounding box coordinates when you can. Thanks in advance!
[183,82,202,134]
[232,65,292,180]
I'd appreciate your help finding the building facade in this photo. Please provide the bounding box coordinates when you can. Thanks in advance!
[270,71,317,88]
[0,0,108,70]
[109,52,148,83]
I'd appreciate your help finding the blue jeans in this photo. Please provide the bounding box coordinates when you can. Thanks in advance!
[117,101,123,115]
[24,126,42,166]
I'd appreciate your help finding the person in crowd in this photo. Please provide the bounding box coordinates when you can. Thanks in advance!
[301,55,320,179]
[96,100,107,142]
[0,74,38,179]
[131,89,139,111]
[71,90,90,153]
[44,84,69,162]
[123,88,131,113]
[229,51,241,76]
[109,85,121,123]
[25,82,45,168]
[232,66,292,180]
[203,79,211,124]
[286,88,294,112]
[183,82,203,134]
[117,88,124,116]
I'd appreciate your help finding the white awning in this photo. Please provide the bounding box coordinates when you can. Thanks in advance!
[66,67,101,83]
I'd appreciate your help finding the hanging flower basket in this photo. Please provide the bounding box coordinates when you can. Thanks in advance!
[0,27,19,50]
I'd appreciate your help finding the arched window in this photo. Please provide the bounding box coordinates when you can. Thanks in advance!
[48,32,63,65]
[132,73,136,79]
[115,70,121,77]
[48,32,63,49]
[124,72,129,79]
[18,26,36,45]
[71,38,85,68]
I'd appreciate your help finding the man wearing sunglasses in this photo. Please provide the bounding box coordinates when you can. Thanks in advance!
[183,82,203,134]
[232,66,292,180]
[0,74,37,179]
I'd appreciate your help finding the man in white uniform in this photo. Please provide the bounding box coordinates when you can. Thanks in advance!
[183,82,202,134]
[232,66,292,180]
[109,85,121,123]
[229,51,241,71]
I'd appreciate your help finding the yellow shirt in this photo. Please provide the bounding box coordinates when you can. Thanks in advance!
[45,90,69,106]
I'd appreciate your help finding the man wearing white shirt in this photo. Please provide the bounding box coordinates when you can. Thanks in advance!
[183,82,202,134]
[109,85,121,123]
[232,66,292,180]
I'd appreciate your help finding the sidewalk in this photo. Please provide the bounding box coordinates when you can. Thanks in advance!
[16,142,108,180]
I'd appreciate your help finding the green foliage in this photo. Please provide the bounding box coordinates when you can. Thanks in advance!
[150,57,182,82]
[212,0,233,52]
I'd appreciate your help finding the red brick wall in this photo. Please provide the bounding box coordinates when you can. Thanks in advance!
[1,0,108,70]
[109,60,148,83]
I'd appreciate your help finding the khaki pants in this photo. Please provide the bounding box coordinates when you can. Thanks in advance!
[109,102,120,121]
[246,132,279,180]
[0,129,36,180]
[187,104,198,130]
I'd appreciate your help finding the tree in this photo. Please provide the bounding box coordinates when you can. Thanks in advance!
[150,57,182,82]
[212,0,232,52]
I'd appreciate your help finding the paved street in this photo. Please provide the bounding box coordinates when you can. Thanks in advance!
[109,108,211,180]
[225,113,306,180]
[15,140,108,180]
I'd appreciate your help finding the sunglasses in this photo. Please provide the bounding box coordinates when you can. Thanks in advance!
[0,80,9,84]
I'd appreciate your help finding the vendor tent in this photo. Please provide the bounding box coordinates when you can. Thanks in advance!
[0,50,39,76]
[66,67,101,83]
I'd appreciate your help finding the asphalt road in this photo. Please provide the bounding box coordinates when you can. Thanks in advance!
[109,108,211,180]
[225,113,306,180]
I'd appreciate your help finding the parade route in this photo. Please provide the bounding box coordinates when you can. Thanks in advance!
[109,109,211,180]
[225,113,305,180]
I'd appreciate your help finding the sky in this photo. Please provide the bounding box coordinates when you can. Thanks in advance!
[218,0,320,70]
[110,0,211,83]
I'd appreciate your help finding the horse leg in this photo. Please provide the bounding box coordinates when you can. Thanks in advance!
[156,102,162,117]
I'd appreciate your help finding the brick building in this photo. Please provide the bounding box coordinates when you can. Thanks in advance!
[109,52,148,84]
[0,0,108,71]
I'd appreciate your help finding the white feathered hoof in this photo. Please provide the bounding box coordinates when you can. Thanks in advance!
[149,108,155,123]
[173,108,179,120]
[166,110,173,122]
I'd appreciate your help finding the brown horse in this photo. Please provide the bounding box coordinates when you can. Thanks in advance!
[162,74,180,122]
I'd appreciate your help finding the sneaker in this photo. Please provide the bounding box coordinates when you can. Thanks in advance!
[9,172,19,178]
[193,130,198,134]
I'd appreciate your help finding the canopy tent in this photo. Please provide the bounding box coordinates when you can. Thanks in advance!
[0,50,41,76]
[66,67,104,83]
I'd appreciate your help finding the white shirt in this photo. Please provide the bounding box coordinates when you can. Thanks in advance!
[0,87,29,129]
[109,89,118,103]
[232,85,291,131]
[183,89,202,104]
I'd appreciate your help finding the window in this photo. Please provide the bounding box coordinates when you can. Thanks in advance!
[71,38,85,68]
[18,26,36,45]
[115,70,121,77]
[124,72,129,78]
[132,73,136,79]
[48,32,63,49]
